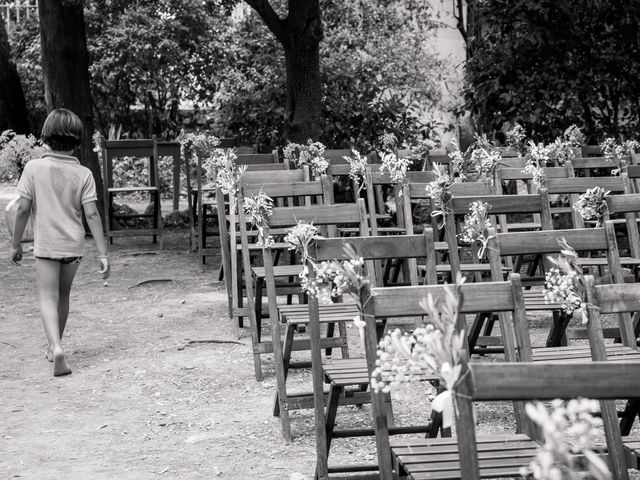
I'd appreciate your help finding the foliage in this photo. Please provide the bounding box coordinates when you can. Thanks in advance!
[284,221,319,266]
[424,163,454,227]
[0,130,46,182]
[86,0,224,138]
[219,1,445,150]
[543,239,591,323]
[201,148,246,196]
[464,0,640,141]
[458,200,493,259]
[282,140,328,176]
[379,152,411,186]
[9,19,46,132]
[243,191,274,247]
[521,399,610,480]
[300,243,370,342]
[599,138,639,164]
[573,187,610,227]
[343,149,368,193]
[11,1,445,148]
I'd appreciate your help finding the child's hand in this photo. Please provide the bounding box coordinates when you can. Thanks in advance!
[99,256,110,279]
[10,245,23,266]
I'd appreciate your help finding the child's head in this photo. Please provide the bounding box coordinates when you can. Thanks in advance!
[41,108,84,152]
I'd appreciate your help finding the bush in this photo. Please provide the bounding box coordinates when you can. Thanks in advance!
[0,130,46,183]
[464,0,640,141]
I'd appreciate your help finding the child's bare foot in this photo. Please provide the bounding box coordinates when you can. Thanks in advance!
[45,347,53,362]
[52,349,72,376]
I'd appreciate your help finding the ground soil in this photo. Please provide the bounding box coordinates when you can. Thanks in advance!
[1,183,638,480]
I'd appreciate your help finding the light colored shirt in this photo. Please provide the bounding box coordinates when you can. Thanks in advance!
[16,153,97,257]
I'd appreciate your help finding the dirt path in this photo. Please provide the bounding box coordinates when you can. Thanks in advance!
[0,184,324,479]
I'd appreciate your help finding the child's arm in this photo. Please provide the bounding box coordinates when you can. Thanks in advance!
[83,201,110,279]
[10,197,32,265]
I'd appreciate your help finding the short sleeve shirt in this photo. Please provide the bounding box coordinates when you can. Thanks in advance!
[16,153,97,257]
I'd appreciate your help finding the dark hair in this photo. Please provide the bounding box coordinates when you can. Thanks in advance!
[41,108,84,151]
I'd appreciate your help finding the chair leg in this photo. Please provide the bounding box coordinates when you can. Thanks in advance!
[274,322,296,418]
[468,312,488,353]
[620,399,640,435]
[325,322,335,357]
[338,321,349,359]
[314,384,341,480]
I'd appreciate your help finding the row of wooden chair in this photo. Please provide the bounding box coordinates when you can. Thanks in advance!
[302,233,640,478]
[212,144,640,476]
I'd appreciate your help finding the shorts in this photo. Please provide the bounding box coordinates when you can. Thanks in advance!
[35,256,83,265]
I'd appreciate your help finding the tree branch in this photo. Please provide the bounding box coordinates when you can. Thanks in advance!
[244,0,286,44]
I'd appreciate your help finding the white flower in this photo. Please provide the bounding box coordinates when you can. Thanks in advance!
[379,152,411,186]
[343,149,368,192]
[244,191,274,248]
[458,200,493,259]
[283,140,328,175]
[522,399,609,480]
[573,186,609,226]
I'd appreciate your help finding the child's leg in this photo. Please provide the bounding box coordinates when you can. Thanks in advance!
[58,261,80,339]
[35,258,71,376]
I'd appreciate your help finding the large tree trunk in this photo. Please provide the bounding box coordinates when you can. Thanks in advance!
[245,0,323,143]
[38,0,104,216]
[0,21,30,134]
[282,1,322,142]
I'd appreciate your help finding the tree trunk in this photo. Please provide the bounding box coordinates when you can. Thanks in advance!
[281,1,322,142]
[0,20,30,134]
[244,0,323,143]
[38,0,104,217]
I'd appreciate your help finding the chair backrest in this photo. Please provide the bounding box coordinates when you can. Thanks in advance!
[352,276,529,474]
[401,180,493,238]
[494,146,521,158]
[546,175,626,228]
[323,149,353,165]
[361,169,435,235]
[442,191,552,276]
[311,229,438,288]
[422,148,450,171]
[236,151,279,166]
[454,360,636,480]
[497,165,570,183]
[239,174,332,208]
[239,168,307,190]
[486,221,635,347]
[102,138,160,189]
[571,156,621,173]
[580,145,603,157]
[545,175,626,195]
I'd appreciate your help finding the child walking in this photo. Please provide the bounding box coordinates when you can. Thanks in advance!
[10,108,110,377]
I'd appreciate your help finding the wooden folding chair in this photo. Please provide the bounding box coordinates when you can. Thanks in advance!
[257,200,371,441]
[101,138,164,247]
[310,265,525,478]
[391,361,637,480]
[391,274,640,479]
[439,191,553,353]
[486,222,637,348]
[494,162,570,234]
[216,167,308,321]
[545,175,626,229]
[237,177,345,381]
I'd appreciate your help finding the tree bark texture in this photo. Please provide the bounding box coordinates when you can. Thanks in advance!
[0,20,30,134]
[38,0,104,215]
[244,0,323,142]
